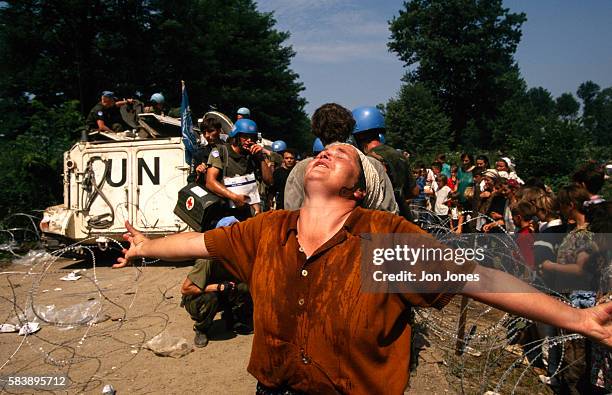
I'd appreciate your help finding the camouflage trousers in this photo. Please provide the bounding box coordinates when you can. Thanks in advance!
[182,283,251,333]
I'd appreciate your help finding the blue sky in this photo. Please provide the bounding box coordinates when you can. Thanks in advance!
[256,0,612,115]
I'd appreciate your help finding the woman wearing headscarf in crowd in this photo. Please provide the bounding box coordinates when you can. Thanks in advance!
[481,171,509,233]
[496,157,524,185]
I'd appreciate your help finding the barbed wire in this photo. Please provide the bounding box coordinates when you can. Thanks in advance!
[0,208,603,394]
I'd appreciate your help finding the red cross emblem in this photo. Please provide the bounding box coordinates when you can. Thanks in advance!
[186,196,195,211]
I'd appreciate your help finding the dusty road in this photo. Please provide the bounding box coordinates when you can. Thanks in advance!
[0,254,257,394]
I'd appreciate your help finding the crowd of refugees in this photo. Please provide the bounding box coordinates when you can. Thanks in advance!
[412,153,611,394]
[111,100,611,395]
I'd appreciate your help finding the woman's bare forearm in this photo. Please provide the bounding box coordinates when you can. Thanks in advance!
[463,266,584,334]
[137,232,209,261]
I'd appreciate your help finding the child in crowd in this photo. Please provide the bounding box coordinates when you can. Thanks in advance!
[511,201,537,275]
[410,164,428,222]
[433,174,452,226]
[447,164,459,193]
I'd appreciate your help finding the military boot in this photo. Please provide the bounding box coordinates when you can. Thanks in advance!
[194,330,209,348]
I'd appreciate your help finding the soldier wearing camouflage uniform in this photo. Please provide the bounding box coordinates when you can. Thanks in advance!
[181,258,252,347]
[351,106,417,221]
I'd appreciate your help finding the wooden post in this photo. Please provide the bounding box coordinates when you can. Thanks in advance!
[455,295,469,355]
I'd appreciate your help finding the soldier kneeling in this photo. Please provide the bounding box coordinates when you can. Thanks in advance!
[181,258,252,347]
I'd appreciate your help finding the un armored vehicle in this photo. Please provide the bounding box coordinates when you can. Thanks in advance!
[40,107,268,251]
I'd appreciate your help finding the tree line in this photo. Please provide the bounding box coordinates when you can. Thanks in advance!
[384,0,611,189]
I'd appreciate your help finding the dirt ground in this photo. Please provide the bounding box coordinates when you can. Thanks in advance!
[0,255,256,394]
[0,254,550,394]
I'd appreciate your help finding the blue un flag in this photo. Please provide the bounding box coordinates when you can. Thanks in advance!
[180,81,198,165]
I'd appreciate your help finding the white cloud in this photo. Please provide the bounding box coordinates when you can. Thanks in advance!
[258,0,394,64]
[322,10,390,37]
[294,41,390,63]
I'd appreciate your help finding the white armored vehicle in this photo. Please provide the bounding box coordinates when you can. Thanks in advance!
[40,108,268,250]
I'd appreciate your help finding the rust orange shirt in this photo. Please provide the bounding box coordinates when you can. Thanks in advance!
[204,207,475,394]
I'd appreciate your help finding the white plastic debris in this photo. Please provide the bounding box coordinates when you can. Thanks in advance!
[60,271,82,281]
[0,241,18,252]
[18,322,41,335]
[9,300,104,328]
[102,384,116,395]
[0,323,17,333]
[37,300,103,326]
[144,332,193,358]
[11,250,54,266]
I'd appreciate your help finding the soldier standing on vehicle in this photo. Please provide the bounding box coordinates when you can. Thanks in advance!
[236,107,250,120]
[143,92,181,117]
[85,90,133,132]
[143,93,166,115]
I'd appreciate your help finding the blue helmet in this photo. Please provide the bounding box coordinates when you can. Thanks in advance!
[312,138,324,154]
[352,106,385,134]
[378,133,386,144]
[101,90,115,99]
[229,119,258,138]
[237,107,251,117]
[272,140,287,153]
[150,93,165,104]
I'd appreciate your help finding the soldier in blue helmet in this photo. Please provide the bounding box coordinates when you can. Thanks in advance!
[270,147,298,210]
[143,92,180,117]
[85,90,133,132]
[312,138,324,155]
[268,140,286,170]
[205,118,273,220]
[271,140,287,153]
[144,93,165,115]
[236,107,250,120]
[352,106,417,220]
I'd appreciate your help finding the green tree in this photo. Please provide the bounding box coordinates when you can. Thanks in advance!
[526,87,555,117]
[146,0,309,141]
[0,100,83,217]
[385,83,451,154]
[590,87,612,146]
[508,116,583,189]
[556,92,580,120]
[577,80,600,119]
[0,0,153,111]
[0,0,309,143]
[388,0,526,147]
